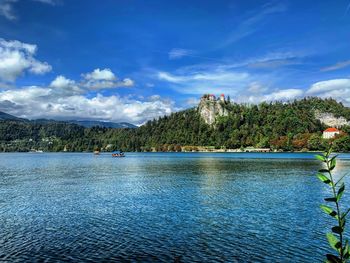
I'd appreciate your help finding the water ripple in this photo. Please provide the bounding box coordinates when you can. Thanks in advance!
[1,152,350,262]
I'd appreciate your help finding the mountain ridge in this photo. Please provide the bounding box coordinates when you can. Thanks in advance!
[0,111,136,128]
[0,111,26,121]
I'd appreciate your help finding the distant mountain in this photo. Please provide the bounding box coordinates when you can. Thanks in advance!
[0,111,26,121]
[0,111,137,128]
[67,120,137,128]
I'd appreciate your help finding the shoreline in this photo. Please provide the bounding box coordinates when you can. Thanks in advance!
[0,150,339,153]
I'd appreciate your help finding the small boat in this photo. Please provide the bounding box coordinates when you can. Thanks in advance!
[29,149,44,153]
[112,151,125,157]
[94,150,100,155]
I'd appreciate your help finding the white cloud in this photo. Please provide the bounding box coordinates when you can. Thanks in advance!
[0,0,58,20]
[234,85,303,104]
[154,48,307,96]
[248,58,301,69]
[168,48,192,60]
[185,97,200,107]
[240,78,350,105]
[247,82,268,93]
[0,0,17,20]
[306,79,350,104]
[219,2,287,47]
[148,94,161,101]
[83,68,116,81]
[307,79,350,94]
[49,75,83,96]
[50,75,74,88]
[321,60,350,72]
[263,88,303,101]
[82,68,134,89]
[0,80,175,124]
[32,0,58,5]
[122,78,134,86]
[157,70,250,95]
[0,38,51,82]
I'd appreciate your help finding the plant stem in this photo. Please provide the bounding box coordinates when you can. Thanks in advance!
[326,154,344,261]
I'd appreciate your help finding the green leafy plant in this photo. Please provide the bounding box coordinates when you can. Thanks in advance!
[316,147,350,262]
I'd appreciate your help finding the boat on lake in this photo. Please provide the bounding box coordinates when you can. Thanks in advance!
[29,149,44,153]
[112,151,125,157]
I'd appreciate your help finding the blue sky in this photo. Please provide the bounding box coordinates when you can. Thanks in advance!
[0,0,349,124]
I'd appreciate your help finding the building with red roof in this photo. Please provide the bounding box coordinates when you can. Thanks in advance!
[323,127,340,139]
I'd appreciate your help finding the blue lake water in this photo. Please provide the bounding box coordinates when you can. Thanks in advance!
[1,152,350,262]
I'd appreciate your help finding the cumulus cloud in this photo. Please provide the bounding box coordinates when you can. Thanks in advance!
[0,38,51,82]
[235,84,303,104]
[240,78,350,105]
[83,68,116,81]
[49,75,84,96]
[307,79,350,94]
[263,88,303,101]
[82,68,134,89]
[0,78,175,124]
[306,78,350,104]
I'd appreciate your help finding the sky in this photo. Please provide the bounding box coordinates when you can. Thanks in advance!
[0,0,349,124]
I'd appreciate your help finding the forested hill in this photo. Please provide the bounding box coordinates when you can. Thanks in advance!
[113,97,350,152]
[1,97,350,152]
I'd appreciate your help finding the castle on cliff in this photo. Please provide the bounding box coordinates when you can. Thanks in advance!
[201,94,226,103]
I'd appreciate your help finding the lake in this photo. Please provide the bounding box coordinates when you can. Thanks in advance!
[1,152,350,262]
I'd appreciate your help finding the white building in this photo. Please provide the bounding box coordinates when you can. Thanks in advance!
[322,127,340,139]
[220,94,225,102]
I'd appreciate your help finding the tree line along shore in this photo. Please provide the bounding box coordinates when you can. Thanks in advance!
[1,97,350,153]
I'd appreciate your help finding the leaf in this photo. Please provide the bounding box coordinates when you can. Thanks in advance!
[327,233,342,252]
[335,174,346,186]
[315,154,326,162]
[341,208,350,219]
[319,169,330,173]
[326,254,342,263]
[331,226,343,234]
[337,183,345,202]
[330,154,338,161]
[317,173,332,185]
[320,205,338,219]
[330,156,337,170]
[326,147,333,157]
[325,197,337,202]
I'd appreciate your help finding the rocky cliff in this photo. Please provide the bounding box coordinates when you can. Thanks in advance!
[315,111,350,127]
[198,94,228,125]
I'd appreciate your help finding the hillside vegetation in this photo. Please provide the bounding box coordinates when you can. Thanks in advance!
[1,97,350,152]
